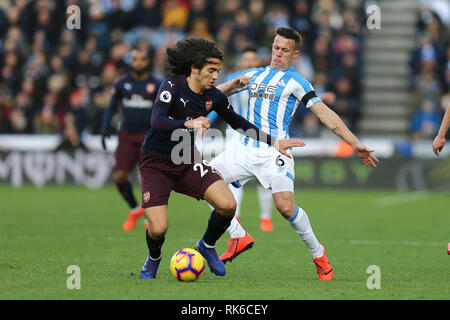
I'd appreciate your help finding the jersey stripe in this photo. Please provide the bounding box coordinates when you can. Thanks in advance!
[244,67,271,146]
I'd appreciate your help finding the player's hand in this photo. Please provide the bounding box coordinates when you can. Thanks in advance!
[101,128,110,150]
[185,116,211,130]
[352,142,379,168]
[432,135,446,156]
[232,75,250,89]
[273,138,306,158]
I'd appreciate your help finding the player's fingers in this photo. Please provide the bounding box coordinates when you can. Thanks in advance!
[280,150,293,159]
[370,153,379,163]
[289,139,306,147]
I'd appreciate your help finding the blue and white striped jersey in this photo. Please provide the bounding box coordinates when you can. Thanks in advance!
[208,70,249,125]
[241,65,321,147]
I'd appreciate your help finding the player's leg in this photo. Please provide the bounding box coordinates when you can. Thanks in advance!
[271,176,333,281]
[228,184,243,220]
[209,150,255,263]
[114,131,145,231]
[140,205,168,279]
[138,152,174,279]
[114,170,144,231]
[257,184,274,231]
[195,179,237,276]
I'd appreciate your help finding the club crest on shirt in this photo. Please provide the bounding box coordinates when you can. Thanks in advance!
[206,100,213,111]
[143,191,150,203]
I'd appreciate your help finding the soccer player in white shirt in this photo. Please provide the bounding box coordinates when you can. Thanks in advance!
[213,27,379,280]
[208,47,275,233]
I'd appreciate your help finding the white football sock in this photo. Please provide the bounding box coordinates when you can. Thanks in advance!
[287,206,323,258]
[227,216,247,238]
[228,184,243,218]
[257,185,272,219]
[132,206,140,214]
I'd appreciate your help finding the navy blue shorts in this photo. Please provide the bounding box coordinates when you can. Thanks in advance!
[138,150,222,208]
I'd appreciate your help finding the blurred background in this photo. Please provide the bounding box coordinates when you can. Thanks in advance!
[0,0,449,191]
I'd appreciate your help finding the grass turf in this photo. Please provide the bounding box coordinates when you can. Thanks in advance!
[0,185,449,300]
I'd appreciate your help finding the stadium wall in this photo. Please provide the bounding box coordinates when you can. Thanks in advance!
[1,135,448,192]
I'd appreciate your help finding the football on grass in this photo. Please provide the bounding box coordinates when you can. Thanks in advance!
[170,248,205,282]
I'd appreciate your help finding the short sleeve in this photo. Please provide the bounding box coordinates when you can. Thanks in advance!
[292,77,322,108]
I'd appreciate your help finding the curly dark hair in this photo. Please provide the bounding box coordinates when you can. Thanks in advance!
[165,37,224,76]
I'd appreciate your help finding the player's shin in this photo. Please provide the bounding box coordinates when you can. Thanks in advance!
[145,229,165,260]
[228,185,243,218]
[286,206,324,258]
[257,185,273,218]
[116,179,138,209]
[227,216,247,238]
[202,210,232,247]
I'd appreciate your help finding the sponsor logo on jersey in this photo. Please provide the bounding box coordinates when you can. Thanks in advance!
[249,82,277,101]
[122,94,153,109]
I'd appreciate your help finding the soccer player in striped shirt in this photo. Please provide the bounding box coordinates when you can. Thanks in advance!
[208,47,275,233]
[211,27,379,280]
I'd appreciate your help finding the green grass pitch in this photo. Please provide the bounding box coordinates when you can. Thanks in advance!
[0,185,449,300]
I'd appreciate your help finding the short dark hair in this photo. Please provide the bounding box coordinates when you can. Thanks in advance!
[242,46,257,54]
[165,37,224,76]
[275,27,302,50]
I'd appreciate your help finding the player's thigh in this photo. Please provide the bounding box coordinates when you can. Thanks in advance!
[114,132,139,172]
[139,153,175,208]
[144,205,169,237]
[203,180,237,217]
[173,159,223,203]
[210,147,252,185]
[254,151,295,190]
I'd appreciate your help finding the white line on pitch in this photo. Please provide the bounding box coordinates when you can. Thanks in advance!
[374,191,430,207]
[349,240,442,247]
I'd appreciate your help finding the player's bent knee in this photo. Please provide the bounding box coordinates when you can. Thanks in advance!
[216,198,236,218]
[113,170,128,184]
[275,202,292,218]
[148,224,168,238]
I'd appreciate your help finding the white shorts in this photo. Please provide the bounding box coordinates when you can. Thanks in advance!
[210,140,295,193]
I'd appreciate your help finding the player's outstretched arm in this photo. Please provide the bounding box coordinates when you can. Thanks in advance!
[310,101,379,168]
[432,105,450,156]
[216,76,250,97]
[272,138,306,158]
[216,104,305,158]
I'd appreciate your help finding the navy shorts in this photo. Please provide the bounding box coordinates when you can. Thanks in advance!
[138,150,223,208]
[113,131,147,172]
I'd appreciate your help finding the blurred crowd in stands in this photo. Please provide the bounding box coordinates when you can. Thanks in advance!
[409,0,450,140]
[0,0,365,144]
